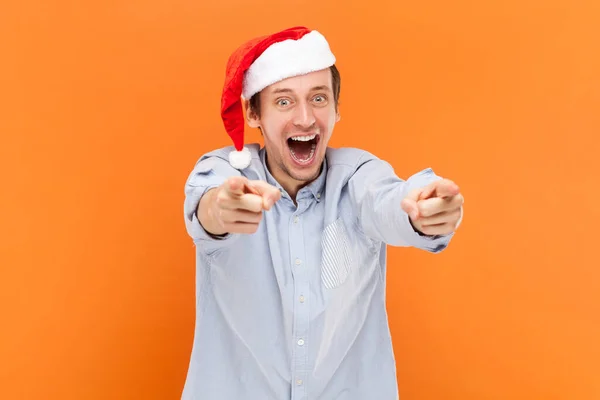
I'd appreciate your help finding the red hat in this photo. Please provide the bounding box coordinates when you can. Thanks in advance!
[221,26,336,169]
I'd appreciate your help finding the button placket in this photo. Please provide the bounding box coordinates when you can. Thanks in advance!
[289,206,309,400]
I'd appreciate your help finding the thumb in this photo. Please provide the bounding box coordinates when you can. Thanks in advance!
[401,198,420,221]
[248,180,281,210]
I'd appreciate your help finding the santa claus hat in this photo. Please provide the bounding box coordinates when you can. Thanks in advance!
[220,26,336,169]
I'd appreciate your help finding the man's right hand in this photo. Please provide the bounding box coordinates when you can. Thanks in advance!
[198,176,281,236]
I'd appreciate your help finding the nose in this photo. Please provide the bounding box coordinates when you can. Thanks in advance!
[292,101,316,129]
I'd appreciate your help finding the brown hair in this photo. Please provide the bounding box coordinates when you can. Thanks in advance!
[248,64,341,118]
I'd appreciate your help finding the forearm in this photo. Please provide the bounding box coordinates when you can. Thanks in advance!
[183,155,239,251]
[363,183,452,251]
[359,181,413,245]
[352,160,453,252]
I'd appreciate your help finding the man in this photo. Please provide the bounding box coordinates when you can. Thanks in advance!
[182,26,464,400]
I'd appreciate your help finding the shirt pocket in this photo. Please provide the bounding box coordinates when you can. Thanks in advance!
[320,217,354,289]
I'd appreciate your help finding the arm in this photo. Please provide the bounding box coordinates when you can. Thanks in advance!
[184,155,281,254]
[348,154,455,253]
[183,156,241,253]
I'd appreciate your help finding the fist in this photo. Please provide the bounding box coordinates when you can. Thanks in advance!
[401,179,464,236]
[208,176,281,235]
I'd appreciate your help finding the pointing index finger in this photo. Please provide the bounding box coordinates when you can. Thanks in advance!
[248,180,282,210]
[225,176,251,197]
[434,179,460,198]
[419,179,460,200]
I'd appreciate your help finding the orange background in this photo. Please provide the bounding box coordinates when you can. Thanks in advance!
[1,0,599,399]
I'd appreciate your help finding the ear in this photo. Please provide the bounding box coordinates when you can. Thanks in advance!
[244,100,260,128]
[336,110,341,122]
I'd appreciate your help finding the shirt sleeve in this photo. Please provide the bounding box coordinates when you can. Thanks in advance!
[183,156,241,254]
[348,154,454,253]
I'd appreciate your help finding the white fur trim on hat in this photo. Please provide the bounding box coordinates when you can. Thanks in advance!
[241,31,336,100]
[229,147,252,170]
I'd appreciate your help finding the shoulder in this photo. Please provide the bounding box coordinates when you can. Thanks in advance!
[324,147,391,189]
[324,146,400,190]
[325,146,384,171]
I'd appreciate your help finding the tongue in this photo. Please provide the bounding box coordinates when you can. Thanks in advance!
[289,139,314,161]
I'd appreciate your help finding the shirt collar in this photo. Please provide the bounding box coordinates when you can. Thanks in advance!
[259,147,326,202]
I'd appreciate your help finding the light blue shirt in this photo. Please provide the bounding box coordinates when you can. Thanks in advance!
[182,144,454,400]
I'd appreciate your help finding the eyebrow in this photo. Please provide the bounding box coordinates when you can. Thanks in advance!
[309,85,331,92]
[270,85,332,95]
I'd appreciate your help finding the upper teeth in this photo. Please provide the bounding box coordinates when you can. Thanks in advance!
[290,134,316,142]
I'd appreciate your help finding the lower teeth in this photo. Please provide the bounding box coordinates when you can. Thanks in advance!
[291,143,316,162]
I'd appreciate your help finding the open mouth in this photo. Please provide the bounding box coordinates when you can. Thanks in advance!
[287,134,319,164]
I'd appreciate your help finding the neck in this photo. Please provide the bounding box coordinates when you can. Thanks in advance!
[265,154,318,202]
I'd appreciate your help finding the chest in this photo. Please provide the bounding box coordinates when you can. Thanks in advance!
[209,194,381,311]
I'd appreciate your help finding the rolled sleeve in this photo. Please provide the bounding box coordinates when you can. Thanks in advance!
[183,156,241,253]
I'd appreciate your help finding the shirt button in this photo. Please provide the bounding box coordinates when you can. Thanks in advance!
[296,379,303,385]
[297,338,305,346]
[295,258,302,265]
[299,295,305,303]
[316,193,321,199]
[293,216,299,223]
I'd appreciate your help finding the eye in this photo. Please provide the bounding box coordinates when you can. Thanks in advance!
[276,98,292,107]
[313,94,328,104]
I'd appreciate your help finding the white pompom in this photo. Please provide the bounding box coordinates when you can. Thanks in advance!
[229,147,251,169]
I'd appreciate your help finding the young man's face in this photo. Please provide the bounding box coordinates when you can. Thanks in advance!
[247,68,340,187]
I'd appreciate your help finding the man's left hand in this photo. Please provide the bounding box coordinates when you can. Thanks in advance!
[401,179,464,236]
